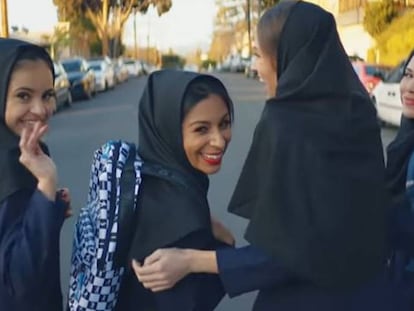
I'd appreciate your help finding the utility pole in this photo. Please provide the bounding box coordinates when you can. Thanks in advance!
[133,6,138,59]
[146,13,150,63]
[0,0,9,37]
[247,0,252,58]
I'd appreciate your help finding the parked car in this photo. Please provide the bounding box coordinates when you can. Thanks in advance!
[371,60,405,127]
[114,58,129,84]
[244,55,258,79]
[352,61,392,95]
[124,59,141,77]
[60,57,96,100]
[87,59,116,92]
[53,61,72,110]
[229,54,249,73]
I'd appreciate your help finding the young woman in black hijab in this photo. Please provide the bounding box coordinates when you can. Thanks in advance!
[385,50,414,301]
[0,38,70,310]
[114,69,235,310]
[134,2,410,310]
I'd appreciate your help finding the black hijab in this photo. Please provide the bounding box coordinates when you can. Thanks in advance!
[228,1,388,288]
[386,51,414,209]
[0,38,54,203]
[129,70,230,259]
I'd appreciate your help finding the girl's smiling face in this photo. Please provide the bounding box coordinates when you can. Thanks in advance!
[401,55,414,119]
[182,94,232,175]
[5,59,56,136]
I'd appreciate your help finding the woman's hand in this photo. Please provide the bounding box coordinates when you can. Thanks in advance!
[211,215,235,246]
[58,188,73,218]
[132,248,192,292]
[19,122,57,200]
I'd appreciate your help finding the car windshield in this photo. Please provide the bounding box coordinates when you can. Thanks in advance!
[62,61,81,73]
[365,66,384,76]
[385,62,404,83]
[90,64,102,71]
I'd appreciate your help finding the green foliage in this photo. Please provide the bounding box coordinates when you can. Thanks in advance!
[363,0,398,39]
[161,54,185,69]
[375,10,414,66]
[90,40,103,56]
[261,0,280,10]
[201,59,217,70]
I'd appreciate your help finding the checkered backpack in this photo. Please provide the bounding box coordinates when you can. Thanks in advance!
[68,140,143,311]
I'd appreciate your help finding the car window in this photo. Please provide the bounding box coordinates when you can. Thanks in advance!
[385,62,404,83]
[62,61,81,73]
[365,66,379,76]
[90,64,102,71]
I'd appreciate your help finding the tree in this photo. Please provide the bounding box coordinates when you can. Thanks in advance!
[54,0,172,56]
[53,0,98,56]
[363,0,398,40]
[375,10,414,65]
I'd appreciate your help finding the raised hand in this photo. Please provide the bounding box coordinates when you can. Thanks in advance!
[57,188,73,218]
[19,122,57,200]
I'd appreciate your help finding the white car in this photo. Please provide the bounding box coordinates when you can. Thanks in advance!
[88,60,116,92]
[372,61,405,127]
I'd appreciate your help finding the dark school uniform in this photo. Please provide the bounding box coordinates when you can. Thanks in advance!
[0,189,65,311]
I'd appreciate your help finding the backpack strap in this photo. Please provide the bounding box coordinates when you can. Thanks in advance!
[141,162,190,189]
[114,143,142,268]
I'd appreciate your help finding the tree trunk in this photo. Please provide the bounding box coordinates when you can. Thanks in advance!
[1,0,9,37]
[101,31,109,56]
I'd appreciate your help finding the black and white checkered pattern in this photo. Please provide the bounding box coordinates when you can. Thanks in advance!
[68,140,143,311]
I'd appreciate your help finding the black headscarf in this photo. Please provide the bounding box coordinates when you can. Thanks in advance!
[129,70,230,259]
[0,38,54,203]
[228,1,388,288]
[386,50,414,209]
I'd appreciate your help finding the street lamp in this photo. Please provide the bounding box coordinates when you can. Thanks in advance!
[1,0,9,37]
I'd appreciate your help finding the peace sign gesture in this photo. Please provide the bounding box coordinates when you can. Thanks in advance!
[19,122,57,201]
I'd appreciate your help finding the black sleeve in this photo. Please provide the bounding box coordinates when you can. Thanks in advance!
[216,245,293,298]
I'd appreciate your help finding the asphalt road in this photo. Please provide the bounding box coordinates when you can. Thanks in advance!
[46,72,399,310]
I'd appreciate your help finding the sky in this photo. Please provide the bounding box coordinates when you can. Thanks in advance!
[6,0,217,53]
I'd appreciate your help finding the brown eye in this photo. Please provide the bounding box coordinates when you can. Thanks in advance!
[195,126,208,134]
[44,91,56,101]
[16,92,30,102]
[220,119,231,129]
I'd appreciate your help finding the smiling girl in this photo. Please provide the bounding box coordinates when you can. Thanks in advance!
[0,38,70,311]
[112,70,235,311]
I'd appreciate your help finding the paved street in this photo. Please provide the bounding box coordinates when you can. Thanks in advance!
[46,72,399,310]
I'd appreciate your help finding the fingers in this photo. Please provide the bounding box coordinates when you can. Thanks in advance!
[133,259,160,277]
[19,122,48,157]
[144,249,163,266]
[132,259,167,283]
[58,188,71,203]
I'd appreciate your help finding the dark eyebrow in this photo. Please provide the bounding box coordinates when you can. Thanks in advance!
[189,113,230,127]
[406,67,413,73]
[14,87,35,93]
[189,120,210,127]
